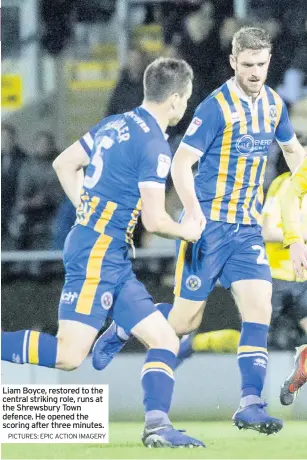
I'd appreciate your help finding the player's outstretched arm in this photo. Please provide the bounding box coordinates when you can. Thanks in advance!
[171,145,206,229]
[140,186,202,243]
[278,136,306,173]
[53,141,90,208]
[281,156,307,279]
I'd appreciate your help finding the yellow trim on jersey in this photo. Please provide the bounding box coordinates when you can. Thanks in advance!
[174,241,188,297]
[238,345,268,354]
[211,93,233,220]
[142,361,174,377]
[227,156,247,221]
[28,331,40,364]
[269,88,283,129]
[242,157,261,224]
[94,201,118,234]
[75,234,113,315]
[228,90,247,134]
[77,191,100,226]
[262,90,271,133]
[125,198,142,244]
[250,158,267,224]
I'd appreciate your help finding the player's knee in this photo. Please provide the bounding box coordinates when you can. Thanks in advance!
[169,309,203,335]
[149,326,179,354]
[152,331,179,355]
[172,316,202,335]
[56,337,86,371]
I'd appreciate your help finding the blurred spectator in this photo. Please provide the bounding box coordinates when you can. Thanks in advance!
[1,124,26,249]
[105,45,149,116]
[166,2,220,139]
[170,2,218,85]
[209,17,241,87]
[10,132,63,249]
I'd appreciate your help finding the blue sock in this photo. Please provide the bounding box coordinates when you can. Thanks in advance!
[155,303,173,320]
[237,322,269,402]
[142,348,177,427]
[2,330,58,368]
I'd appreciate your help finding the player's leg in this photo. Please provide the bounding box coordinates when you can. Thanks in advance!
[231,279,283,433]
[280,282,307,405]
[220,225,283,434]
[112,278,204,448]
[2,300,105,370]
[92,220,237,370]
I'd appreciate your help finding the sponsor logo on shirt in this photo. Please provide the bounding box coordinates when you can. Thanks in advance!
[157,154,171,178]
[236,134,255,156]
[186,117,202,136]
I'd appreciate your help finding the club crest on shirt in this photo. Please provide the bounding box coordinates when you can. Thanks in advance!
[157,154,171,178]
[269,105,277,121]
[186,117,202,136]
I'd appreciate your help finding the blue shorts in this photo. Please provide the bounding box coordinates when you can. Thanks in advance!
[59,225,155,331]
[174,219,272,301]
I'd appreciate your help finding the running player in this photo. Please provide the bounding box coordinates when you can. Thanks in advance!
[1,58,205,448]
[94,27,306,435]
[279,156,307,405]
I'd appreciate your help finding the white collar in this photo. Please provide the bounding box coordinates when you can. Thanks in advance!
[140,105,169,140]
[227,78,265,104]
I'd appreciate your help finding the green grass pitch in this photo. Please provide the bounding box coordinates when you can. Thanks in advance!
[2,421,307,459]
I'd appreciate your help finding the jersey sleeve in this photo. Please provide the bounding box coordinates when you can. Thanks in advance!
[275,102,295,144]
[79,122,102,158]
[138,138,172,188]
[180,97,224,158]
[262,173,288,217]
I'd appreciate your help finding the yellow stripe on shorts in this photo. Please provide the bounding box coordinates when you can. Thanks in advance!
[174,240,188,297]
[75,233,113,315]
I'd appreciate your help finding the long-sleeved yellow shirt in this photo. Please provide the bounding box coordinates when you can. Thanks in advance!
[281,156,307,247]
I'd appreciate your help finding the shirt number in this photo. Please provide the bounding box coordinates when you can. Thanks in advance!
[84,136,113,189]
[252,245,269,265]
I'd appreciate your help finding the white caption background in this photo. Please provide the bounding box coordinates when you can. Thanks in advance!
[1,384,109,443]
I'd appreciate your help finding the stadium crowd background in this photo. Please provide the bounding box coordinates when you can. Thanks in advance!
[2,0,307,351]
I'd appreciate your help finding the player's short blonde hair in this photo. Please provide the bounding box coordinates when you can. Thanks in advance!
[144,57,193,103]
[232,27,272,58]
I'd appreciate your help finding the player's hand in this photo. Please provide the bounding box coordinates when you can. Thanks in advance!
[290,241,307,280]
[183,207,207,233]
[180,215,204,243]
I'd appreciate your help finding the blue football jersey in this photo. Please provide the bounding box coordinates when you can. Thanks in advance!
[180,78,295,225]
[76,106,172,244]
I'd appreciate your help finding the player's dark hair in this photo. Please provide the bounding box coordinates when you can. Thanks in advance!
[143,58,193,103]
[232,27,272,57]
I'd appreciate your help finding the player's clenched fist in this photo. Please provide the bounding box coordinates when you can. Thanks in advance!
[180,215,204,243]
